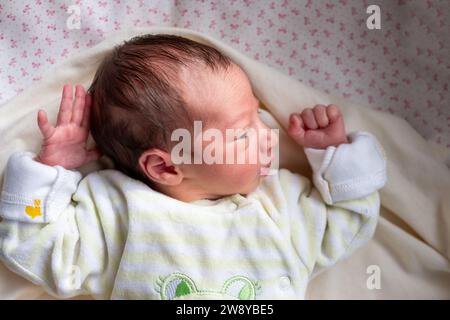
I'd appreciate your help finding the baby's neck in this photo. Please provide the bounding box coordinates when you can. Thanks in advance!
[154,183,228,203]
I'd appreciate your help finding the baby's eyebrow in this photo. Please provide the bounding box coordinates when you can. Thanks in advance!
[225,96,260,128]
[225,99,258,129]
[226,110,248,129]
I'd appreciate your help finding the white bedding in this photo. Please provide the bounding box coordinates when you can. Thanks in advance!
[0,0,449,158]
[0,26,449,300]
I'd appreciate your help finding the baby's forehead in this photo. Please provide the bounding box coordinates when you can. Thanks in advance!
[179,63,254,121]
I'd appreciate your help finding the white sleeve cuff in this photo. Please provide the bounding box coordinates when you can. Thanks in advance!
[304,131,387,204]
[0,151,82,223]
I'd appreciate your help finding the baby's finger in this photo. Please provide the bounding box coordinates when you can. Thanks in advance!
[288,113,305,145]
[56,84,73,126]
[313,105,329,128]
[71,84,85,125]
[37,109,55,138]
[326,104,341,123]
[301,108,318,129]
[81,93,92,129]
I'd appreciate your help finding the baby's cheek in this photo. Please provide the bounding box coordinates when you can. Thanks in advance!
[229,163,260,185]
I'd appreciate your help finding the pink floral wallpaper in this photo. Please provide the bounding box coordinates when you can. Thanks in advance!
[0,0,448,149]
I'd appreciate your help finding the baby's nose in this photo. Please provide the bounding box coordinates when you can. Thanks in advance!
[269,128,279,149]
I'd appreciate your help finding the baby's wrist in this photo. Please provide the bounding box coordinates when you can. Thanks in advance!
[305,135,349,149]
[33,154,53,166]
[330,135,349,147]
[34,154,42,163]
[33,152,55,166]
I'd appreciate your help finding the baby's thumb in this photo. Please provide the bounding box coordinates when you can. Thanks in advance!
[288,114,305,146]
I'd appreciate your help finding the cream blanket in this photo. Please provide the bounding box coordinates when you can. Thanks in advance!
[0,27,449,300]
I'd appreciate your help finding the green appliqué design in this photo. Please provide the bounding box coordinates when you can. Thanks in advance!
[155,272,261,300]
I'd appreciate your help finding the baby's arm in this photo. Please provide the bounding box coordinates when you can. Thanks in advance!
[0,85,125,298]
[285,105,387,277]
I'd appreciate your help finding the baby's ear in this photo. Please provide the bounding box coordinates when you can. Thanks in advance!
[138,148,183,186]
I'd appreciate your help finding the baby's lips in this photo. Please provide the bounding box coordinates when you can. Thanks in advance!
[260,166,271,176]
[259,151,275,167]
[259,153,279,176]
[260,166,277,176]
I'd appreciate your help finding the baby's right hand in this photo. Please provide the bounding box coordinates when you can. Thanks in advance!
[35,84,101,169]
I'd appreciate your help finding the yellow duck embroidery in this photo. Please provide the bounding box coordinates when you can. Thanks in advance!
[25,199,42,219]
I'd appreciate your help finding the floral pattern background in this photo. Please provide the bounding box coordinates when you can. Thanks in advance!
[0,0,449,150]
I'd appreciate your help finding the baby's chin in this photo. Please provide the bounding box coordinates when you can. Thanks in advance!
[212,175,261,199]
[208,167,265,198]
[235,173,264,196]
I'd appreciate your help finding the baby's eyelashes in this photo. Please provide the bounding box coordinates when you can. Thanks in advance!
[236,129,249,140]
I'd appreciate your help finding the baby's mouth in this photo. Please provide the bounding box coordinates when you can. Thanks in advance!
[260,162,276,176]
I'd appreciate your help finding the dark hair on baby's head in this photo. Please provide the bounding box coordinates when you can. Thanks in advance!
[88,34,232,187]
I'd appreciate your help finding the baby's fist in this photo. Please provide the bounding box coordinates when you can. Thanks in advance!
[288,104,348,149]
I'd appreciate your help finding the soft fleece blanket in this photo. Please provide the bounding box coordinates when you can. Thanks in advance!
[0,27,449,299]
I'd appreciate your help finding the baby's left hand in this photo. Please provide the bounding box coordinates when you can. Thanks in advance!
[288,104,348,149]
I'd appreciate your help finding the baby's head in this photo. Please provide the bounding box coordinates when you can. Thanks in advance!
[89,34,277,202]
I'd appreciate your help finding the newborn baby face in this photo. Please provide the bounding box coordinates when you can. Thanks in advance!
[177,63,278,198]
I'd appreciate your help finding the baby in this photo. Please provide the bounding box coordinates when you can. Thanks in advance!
[0,34,386,299]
